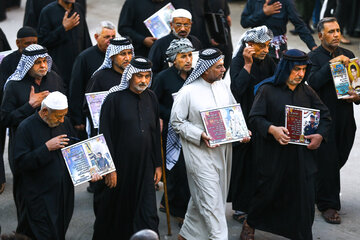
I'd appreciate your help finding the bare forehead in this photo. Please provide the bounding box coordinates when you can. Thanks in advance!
[35,57,47,62]
[173,17,191,23]
[323,21,340,31]
[134,71,151,76]
[292,64,307,70]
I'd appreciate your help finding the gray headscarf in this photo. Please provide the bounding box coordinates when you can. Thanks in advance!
[166,48,224,170]
[5,44,52,89]
[233,25,273,58]
[165,38,194,62]
[92,37,134,76]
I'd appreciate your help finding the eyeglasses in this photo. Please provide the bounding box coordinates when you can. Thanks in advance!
[174,23,191,28]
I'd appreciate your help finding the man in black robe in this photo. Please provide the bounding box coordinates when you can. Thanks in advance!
[68,21,116,138]
[87,37,134,93]
[38,0,91,90]
[241,0,317,61]
[148,9,202,75]
[93,57,162,239]
[152,38,194,223]
[24,0,87,28]
[241,49,331,240]
[13,91,76,240]
[1,44,65,218]
[228,26,276,223]
[307,17,360,225]
[118,0,170,57]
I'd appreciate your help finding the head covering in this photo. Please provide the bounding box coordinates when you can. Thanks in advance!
[93,36,134,75]
[171,8,192,21]
[166,38,195,62]
[130,229,159,240]
[254,49,311,94]
[184,48,223,85]
[107,57,152,95]
[42,91,68,110]
[232,25,273,58]
[166,48,223,170]
[17,26,37,38]
[5,44,52,89]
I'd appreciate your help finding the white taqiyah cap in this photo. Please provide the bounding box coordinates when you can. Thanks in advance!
[42,91,68,110]
[171,9,192,21]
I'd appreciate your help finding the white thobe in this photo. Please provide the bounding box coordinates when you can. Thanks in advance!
[170,78,236,240]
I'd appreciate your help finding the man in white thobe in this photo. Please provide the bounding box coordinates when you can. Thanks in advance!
[170,48,249,240]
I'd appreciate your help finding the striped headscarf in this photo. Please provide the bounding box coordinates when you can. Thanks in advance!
[166,38,194,62]
[166,48,224,170]
[5,44,52,89]
[93,37,134,76]
[107,56,152,95]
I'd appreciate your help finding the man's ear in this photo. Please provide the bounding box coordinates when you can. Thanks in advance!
[318,32,323,41]
[94,33,99,41]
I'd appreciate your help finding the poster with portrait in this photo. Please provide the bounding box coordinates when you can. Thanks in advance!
[330,61,351,99]
[85,91,107,129]
[285,105,320,146]
[347,58,360,94]
[200,104,250,146]
[61,134,116,186]
[144,2,175,39]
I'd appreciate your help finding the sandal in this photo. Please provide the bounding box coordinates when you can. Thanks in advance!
[0,183,4,194]
[159,204,166,213]
[321,209,341,224]
[240,220,255,240]
[233,212,247,224]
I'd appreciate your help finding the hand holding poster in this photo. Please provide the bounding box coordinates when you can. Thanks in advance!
[200,104,250,146]
[85,91,107,129]
[143,3,175,39]
[61,134,116,186]
[285,105,320,146]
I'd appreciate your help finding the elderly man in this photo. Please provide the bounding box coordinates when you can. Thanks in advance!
[241,0,317,61]
[152,38,194,223]
[93,57,162,239]
[68,21,116,134]
[1,44,65,218]
[38,0,91,89]
[118,0,170,57]
[228,26,276,223]
[87,36,134,92]
[12,92,77,240]
[148,8,202,75]
[241,49,331,240]
[170,48,249,239]
[307,17,360,225]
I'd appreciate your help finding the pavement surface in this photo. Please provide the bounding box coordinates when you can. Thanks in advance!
[0,1,360,239]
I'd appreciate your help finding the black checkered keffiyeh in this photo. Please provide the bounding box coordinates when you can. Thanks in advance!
[106,57,152,96]
[5,44,52,89]
[233,25,273,58]
[166,48,224,170]
[92,37,134,76]
[166,38,195,62]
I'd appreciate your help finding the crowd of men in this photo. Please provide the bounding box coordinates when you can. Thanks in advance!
[0,0,359,240]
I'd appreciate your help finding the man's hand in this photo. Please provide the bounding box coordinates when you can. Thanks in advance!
[45,134,69,151]
[63,11,80,31]
[343,90,360,103]
[201,132,219,148]
[226,15,232,27]
[90,172,103,182]
[105,171,117,188]
[268,125,290,145]
[305,134,323,150]
[263,0,282,16]
[143,37,157,48]
[74,124,85,131]
[329,55,350,67]
[28,86,49,108]
[243,46,256,73]
[312,46,318,51]
[154,167,162,185]
[210,39,220,46]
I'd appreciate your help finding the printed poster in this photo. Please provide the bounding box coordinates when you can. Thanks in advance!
[85,91,107,129]
[144,2,175,39]
[61,134,116,186]
[285,105,320,146]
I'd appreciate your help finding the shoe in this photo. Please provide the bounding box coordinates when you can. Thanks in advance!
[321,209,341,224]
[340,36,351,44]
[87,185,94,193]
[233,212,247,224]
[159,204,166,213]
[0,183,5,194]
[240,220,255,240]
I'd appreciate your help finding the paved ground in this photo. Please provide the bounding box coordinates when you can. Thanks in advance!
[1,0,360,239]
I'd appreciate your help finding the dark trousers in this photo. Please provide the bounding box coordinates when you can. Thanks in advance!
[0,125,6,184]
[296,0,316,25]
[335,0,353,34]
[160,151,190,218]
